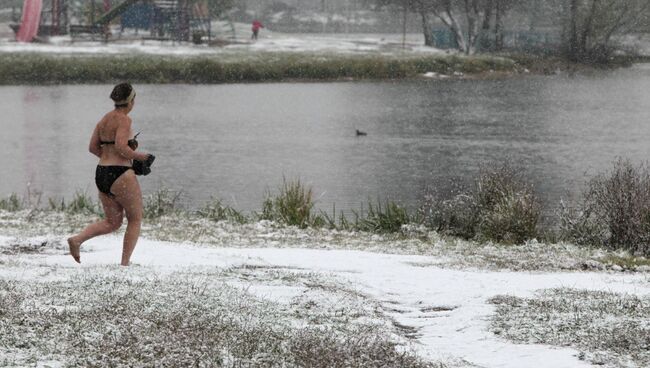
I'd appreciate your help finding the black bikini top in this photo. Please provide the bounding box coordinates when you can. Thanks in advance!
[100,132,139,150]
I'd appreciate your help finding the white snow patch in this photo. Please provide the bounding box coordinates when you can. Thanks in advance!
[1,234,648,368]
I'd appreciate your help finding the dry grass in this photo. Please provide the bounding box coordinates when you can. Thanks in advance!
[489,288,650,367]
[0,271,436,367]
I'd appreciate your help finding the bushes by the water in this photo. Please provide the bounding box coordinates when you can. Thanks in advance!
[560,158,650,256]
[423,163,540,244]
[0,53,516,84]
[475,164,540,244]
[7,158,650,256]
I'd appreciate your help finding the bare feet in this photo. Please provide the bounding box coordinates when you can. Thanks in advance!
[67,237,81,263]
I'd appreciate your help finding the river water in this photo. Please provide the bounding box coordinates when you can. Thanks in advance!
[2,65,650,216]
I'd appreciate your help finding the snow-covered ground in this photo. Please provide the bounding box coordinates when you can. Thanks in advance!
[0,21,438,56]
[1,233,648,367]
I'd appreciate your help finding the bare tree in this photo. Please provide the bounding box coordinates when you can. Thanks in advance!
[557,0,650,61]
[377,0,512,54]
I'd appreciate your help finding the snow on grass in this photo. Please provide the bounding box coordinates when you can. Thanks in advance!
[1,226,650,368]
[1,210,647,272]
[489,289,650,368]
[0,245,435,367]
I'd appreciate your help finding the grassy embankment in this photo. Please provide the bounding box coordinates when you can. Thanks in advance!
[2,160,650,272]
[506,53,650,74]
[0,52,517,84]
[0,51,645,84]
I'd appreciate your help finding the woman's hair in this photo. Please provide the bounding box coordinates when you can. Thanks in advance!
[110,82,134,108]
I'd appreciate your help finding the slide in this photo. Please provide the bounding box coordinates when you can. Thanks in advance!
[16,0,43,42]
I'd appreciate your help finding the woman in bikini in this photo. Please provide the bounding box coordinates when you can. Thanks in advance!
[67,83,154,266]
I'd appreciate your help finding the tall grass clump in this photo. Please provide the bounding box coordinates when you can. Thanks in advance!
[197,197,248,224]
[0,193,22,212]
[48,191,99,215]
[260,178,316,228]
[423,162,540,244]
[560,158,650,256]
[352,199,414,233]
[143,187,183,219]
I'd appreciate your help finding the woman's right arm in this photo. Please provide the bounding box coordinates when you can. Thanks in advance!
[115,117,149,161]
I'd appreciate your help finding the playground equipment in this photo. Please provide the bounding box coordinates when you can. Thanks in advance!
[14,0,42,42]
[10,0,212,42]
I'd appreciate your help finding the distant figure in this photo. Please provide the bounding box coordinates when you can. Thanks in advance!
[251,20,263,40]
[356,129,367,136]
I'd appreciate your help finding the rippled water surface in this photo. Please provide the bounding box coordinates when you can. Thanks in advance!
[2,66,650,215]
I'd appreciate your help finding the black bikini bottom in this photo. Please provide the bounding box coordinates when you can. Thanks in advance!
[95,165,131,197]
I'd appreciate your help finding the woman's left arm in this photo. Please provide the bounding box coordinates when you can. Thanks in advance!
[89,123,103,158]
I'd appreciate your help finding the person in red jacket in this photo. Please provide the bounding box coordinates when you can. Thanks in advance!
[251,20,263,40]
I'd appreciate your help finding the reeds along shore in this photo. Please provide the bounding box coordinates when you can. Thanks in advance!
[2,159,650,257]
[0,53,517,84]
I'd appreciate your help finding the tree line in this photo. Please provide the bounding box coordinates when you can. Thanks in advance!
[375,0,650,62]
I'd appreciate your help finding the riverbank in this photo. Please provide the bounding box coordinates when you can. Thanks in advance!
[507,53,650,75]
[1,50,645,84]
[1,208,648,273]
[0,51,519,84]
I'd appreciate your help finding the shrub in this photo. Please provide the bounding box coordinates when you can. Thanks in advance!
[479,191,540,244]
[260,178,316,228]
[197,197,247,224]
[474,164,540,244]
[143,188,183,219]
[560,158,650,256]
[423,162,540,244]
[423,193,478,239]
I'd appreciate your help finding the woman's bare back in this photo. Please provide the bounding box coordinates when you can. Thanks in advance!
[94,111,136,166]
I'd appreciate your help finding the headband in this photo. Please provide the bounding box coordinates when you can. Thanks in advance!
[115,89,136,105]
